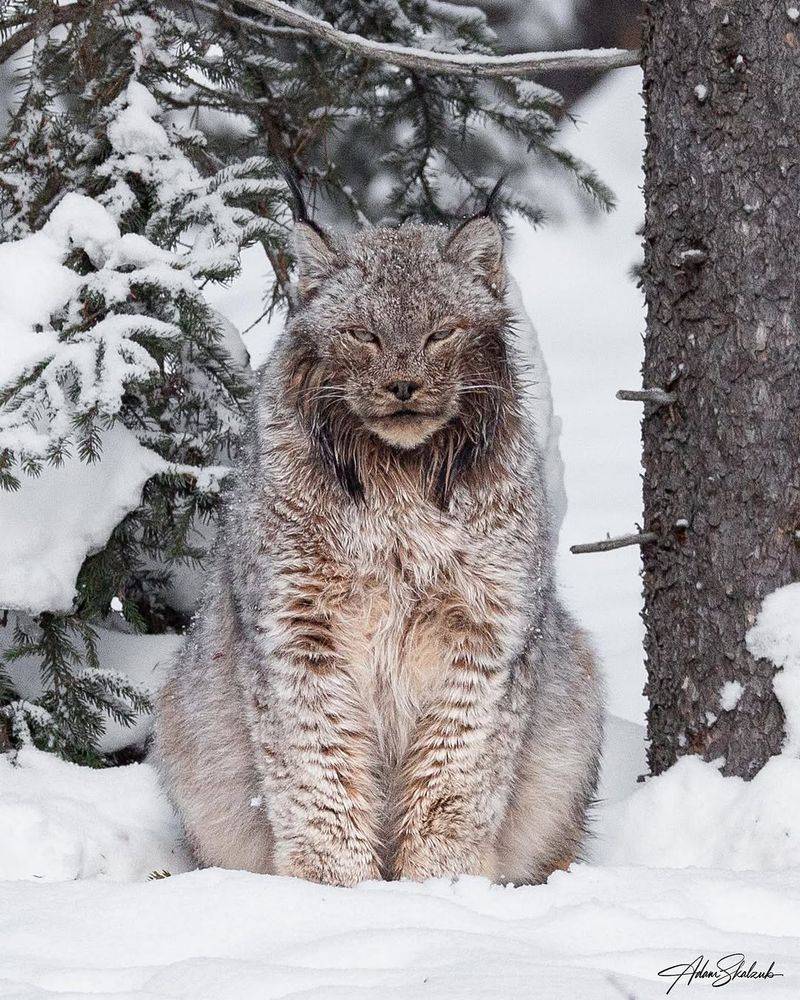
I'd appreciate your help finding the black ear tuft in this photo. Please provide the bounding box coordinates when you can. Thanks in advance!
[482,175,506,219]
[283,168,313,226]
[282,169,343,300]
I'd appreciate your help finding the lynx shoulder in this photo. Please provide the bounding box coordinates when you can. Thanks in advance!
[154,212,603,886]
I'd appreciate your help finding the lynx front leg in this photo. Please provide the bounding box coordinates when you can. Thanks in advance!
[247,584,384,887]
[392,609,522,881]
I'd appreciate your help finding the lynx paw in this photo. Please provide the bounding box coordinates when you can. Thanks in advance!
[394,833,496,881]
[279,838,382,887]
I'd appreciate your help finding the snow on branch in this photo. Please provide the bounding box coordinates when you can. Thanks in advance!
[228,0,641,78]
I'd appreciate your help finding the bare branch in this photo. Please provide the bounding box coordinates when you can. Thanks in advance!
[228,0,640,78]
[570,531,658,555]
[616,388,677,406]
[191,0,306,39]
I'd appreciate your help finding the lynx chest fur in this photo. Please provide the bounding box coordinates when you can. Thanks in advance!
[314,482,526,766]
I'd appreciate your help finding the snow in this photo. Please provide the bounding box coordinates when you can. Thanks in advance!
[43,192,121,266]
[0,746,188,882]
[0,192,181,458]
[0,425,166,613]
[0,196,108,385]
[2,867,797,1000]
[720,679,744,712]
[598,754,800,870]
[746,582,800,755]
[1,742,800,999]
[0,194,122,394]
[107,80,172,157]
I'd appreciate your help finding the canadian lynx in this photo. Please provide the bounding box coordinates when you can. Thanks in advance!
[155,209,603,886]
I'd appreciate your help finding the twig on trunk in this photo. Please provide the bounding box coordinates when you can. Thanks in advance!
[616,388,677,406]
[570,531,658,555]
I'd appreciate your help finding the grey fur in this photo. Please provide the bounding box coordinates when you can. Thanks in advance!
[154,217,603,886]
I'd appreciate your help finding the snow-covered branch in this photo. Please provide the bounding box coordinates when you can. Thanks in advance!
[226,0,640,78]
[1,1,640,79]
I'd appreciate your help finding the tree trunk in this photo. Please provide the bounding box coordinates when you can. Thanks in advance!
[640,0,800,778]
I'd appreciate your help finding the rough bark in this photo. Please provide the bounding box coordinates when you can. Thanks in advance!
[641,0,800,778]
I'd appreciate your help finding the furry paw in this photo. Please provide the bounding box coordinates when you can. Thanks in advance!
[394,833,496,881]
[279,838,382,887]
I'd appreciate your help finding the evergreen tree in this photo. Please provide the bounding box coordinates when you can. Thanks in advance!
[0,4,282,761]
[0,0,609,762]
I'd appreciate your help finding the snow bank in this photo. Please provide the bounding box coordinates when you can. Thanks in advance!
[0,745,189,882]
[597,754,800,870]
[3,712,797,887]
[0,425,167,613]
[0,715,798,997]
[746,582,800,754]
[1,862,798,999]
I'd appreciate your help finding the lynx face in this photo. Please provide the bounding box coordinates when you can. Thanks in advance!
[288,217,510,451]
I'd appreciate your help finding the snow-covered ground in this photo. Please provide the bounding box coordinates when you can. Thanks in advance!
[2,742,800,999]
[3,857,798,999]
[2,67,800,999]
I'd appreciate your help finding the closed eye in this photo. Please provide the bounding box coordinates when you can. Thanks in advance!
[425,325,462,348]
[345,327,381,347]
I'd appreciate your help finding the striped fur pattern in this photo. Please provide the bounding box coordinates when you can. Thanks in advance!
[154,217,603,886]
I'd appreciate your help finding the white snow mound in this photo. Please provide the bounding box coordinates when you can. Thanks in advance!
[746,582,800,754]
[0,745,189,882]
[598,753,800,870]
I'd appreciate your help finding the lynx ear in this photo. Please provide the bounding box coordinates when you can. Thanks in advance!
[445,216,505,294]
[294,221,342,299]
